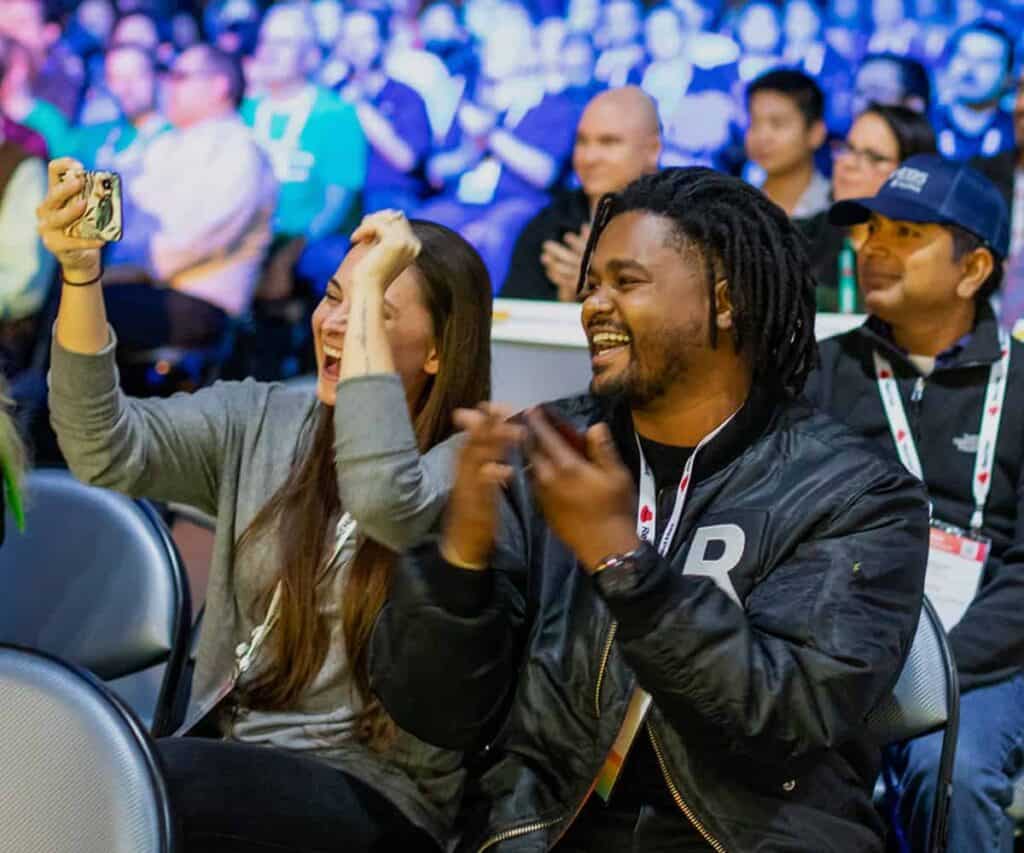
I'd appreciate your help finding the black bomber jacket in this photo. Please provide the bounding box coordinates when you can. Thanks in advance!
[370,386,930,853]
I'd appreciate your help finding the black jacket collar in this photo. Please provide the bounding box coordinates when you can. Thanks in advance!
[855,301,1004,372]
[605,383,783,488]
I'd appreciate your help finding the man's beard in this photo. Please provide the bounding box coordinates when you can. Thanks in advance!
[590,326,694,408]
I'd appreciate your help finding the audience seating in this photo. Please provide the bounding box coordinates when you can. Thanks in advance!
[867,595,959,853]
[0,643,177,853]
[0,469,192,736]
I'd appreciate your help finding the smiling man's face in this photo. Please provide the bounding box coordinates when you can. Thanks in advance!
[580,210,718,407]
[857,214,972,322]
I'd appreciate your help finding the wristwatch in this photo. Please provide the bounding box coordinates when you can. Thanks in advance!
[592,543,657,597]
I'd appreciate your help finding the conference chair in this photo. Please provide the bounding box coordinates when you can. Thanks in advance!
[0,469,192,736]
[0,643,177,853]
[866,595,960,853]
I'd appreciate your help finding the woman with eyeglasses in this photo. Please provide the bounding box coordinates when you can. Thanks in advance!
[796,103,937,313]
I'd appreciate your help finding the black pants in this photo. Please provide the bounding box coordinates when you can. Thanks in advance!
[103,283,228,350]
[156,738,438,853]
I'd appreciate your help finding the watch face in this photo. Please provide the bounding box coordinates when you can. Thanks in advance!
[595,550,646,596]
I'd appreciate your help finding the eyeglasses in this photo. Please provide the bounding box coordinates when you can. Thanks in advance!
[165,67,209,83]
[830,139,897,169]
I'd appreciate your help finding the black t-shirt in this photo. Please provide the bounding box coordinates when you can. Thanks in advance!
[637,434,695,515]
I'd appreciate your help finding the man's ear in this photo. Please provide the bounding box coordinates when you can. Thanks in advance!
[809,119,827,151]
[955,246,995,302]
[646,134,662,172]
[714,278,734,331]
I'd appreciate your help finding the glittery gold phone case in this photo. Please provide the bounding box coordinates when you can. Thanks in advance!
[62,168,123,242]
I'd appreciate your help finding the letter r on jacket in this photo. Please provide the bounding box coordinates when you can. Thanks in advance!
[683,524,745,605]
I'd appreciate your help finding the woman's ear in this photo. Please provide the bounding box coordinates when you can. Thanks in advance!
[424,345,440,376]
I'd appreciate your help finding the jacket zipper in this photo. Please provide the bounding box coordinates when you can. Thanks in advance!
[593,620,618,716]
[479,632,728,851]
[647,723,728,853]
[477,815,565,852]
[597,618,728,852]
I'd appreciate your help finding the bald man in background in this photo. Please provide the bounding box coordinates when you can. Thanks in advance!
[501,86,661,301]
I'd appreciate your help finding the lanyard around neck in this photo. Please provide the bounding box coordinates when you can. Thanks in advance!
[253,85,317,150]
[873,328,1010,531]
[634,412,737,555]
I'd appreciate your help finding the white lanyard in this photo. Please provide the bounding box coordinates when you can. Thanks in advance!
[253,85,316,148]
[253,85,317,182]
[234,511,357,676]
[873,328,1010,532]
[595,412,738,803]
[634,414,736,555]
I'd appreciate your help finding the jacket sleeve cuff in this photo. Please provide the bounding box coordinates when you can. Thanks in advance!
[416,540,495,618]
[594,542,687,641]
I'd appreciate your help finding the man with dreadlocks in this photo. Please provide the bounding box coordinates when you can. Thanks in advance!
[369,167,929,852]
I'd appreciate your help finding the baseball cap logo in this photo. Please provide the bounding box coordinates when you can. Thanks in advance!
[889,167,929,194]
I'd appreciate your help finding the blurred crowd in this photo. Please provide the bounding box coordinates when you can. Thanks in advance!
[4,0,1024,397]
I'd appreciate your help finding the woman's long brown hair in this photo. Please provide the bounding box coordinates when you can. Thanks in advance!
[236,220,492,748]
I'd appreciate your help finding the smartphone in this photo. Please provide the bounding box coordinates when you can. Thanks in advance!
[540,404,589,454]
[61,168,123,242]
[518,405,587,456]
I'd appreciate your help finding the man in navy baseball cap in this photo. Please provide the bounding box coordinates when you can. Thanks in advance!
[830,152,1010,262]
[806,153,1024,850]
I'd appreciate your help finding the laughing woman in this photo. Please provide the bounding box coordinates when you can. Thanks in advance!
[38,157,492,853]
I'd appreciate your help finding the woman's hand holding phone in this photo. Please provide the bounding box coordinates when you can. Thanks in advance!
[37,158,106,283]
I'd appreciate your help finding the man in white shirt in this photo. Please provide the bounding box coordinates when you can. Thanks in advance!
[104,45,278,352]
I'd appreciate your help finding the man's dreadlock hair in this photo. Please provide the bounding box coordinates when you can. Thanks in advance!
[577,167,819,398]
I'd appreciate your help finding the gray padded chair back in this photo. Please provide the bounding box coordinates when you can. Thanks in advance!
[866,596,959,853]
[0,644,175,853]
[0,469,191,734]
[866,596,958,744]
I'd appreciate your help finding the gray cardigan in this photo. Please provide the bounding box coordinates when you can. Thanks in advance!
[48,332,465,845]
